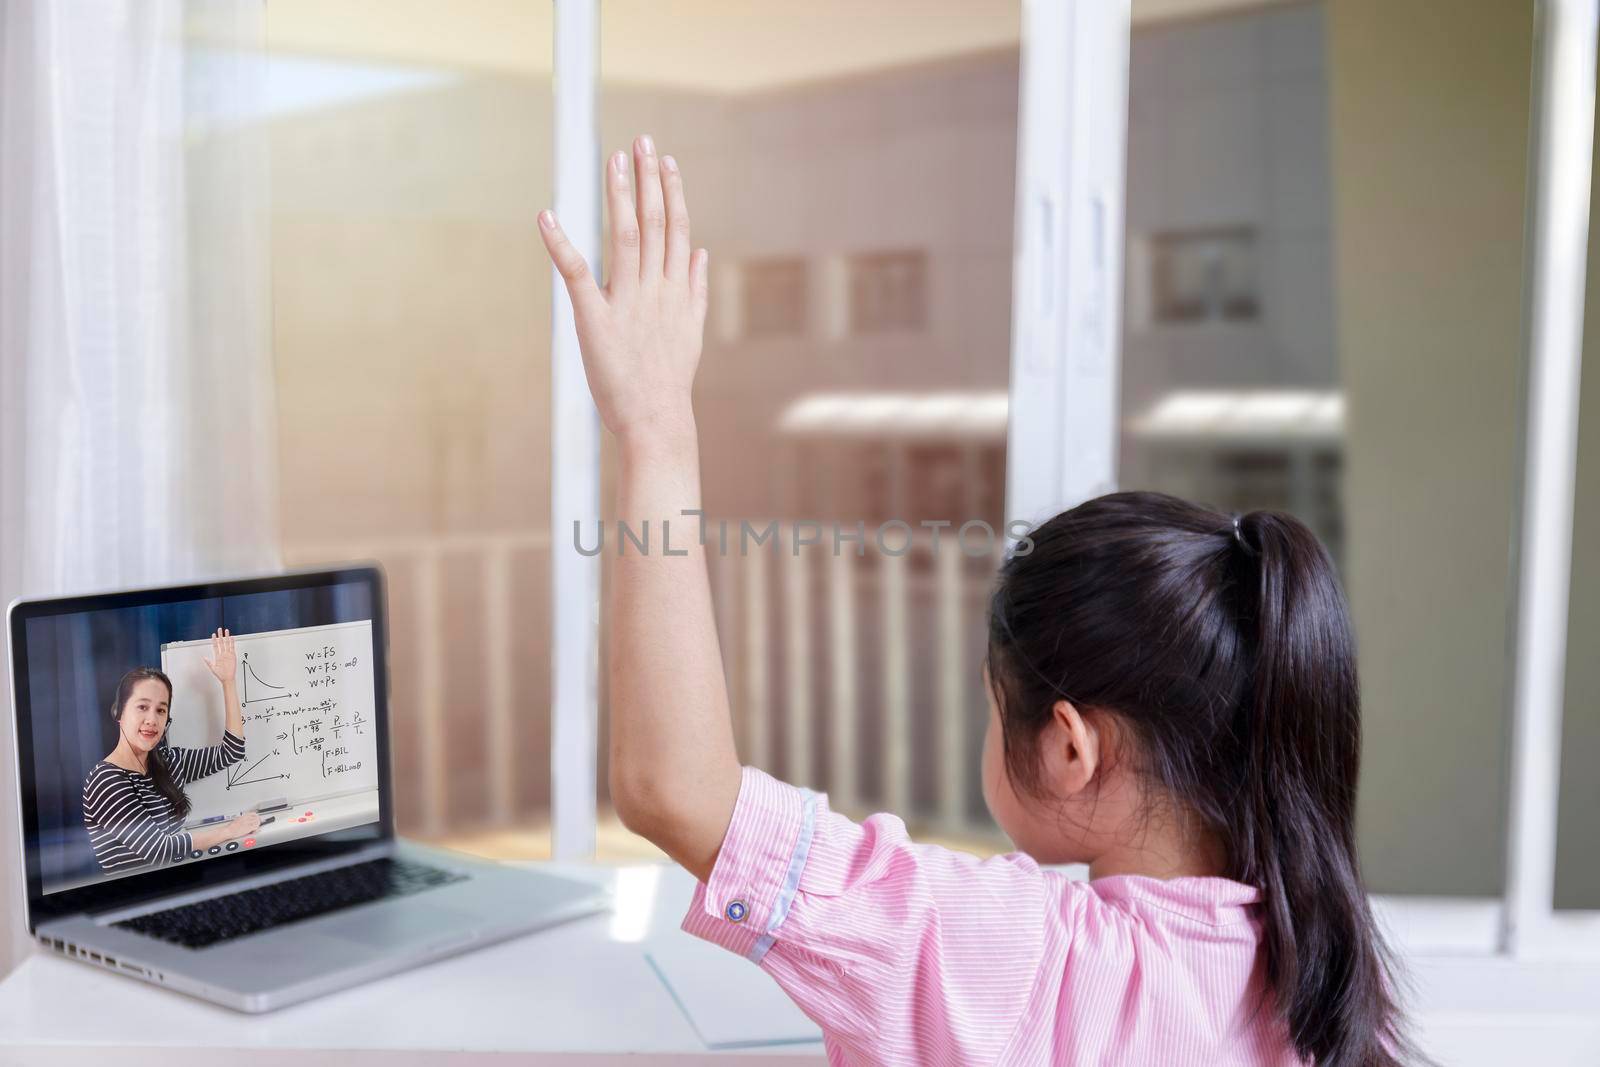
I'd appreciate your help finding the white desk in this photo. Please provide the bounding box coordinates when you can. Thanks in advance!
[0,862,827,1065]
[10,862,1600,1067]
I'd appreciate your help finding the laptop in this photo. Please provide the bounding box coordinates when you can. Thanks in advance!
[7,565,608,1012]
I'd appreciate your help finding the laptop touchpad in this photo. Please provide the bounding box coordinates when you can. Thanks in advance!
[333,904,477,948]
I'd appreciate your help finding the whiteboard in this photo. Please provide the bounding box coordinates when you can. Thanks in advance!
[160,620,379,816]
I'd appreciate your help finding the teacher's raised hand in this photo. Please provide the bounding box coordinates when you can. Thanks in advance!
[538,134,709,446]
[202,628,236,684]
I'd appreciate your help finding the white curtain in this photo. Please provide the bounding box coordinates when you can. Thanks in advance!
[0,1,279,976]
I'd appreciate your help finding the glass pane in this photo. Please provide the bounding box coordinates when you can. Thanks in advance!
[265,3,555,855]
[1123,1,1534,896]
[1555,80,1600,910]
[598,4,1022,857]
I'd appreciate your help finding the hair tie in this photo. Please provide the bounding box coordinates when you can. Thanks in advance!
[1231,514,1250,552]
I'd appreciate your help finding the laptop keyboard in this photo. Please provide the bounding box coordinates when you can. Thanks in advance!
[114,857,469,949]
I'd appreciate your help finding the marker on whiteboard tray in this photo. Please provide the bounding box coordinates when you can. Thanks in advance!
[256,798,289,813]
[197,815,227,826]
[258,816,276,826]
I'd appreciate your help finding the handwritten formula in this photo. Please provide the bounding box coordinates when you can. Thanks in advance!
[162,620,380,810]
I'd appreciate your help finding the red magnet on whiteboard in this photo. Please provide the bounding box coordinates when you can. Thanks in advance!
[305,812,314,819]
[243,838,256,847]
[296,817,305,823]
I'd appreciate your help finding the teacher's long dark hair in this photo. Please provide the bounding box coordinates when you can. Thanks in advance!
[111,667,192,821]
[986,492,1420,1067]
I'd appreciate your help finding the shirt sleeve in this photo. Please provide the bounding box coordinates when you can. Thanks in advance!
[163,729,246,787]
[682,766,1048,1063]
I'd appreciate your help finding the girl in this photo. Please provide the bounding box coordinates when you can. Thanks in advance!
[82,629,260,872]
[538,136,1418,1066]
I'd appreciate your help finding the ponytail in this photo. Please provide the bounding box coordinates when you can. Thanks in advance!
[1232,512,1409,1066]
[987,492,1423,1066]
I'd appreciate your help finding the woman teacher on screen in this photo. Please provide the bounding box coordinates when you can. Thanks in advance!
[81,629,260,873]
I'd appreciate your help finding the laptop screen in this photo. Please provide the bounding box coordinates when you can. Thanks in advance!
[10,568,391,913]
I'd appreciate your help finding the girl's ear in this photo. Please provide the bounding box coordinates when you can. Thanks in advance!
[1050,699,1100,797]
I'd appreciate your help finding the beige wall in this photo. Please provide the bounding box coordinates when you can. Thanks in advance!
[1328,1,1533,895]
[1556,80,1600,910]
[271,76,554,545]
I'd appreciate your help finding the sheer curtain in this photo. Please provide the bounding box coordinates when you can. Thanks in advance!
[0,1,278,975]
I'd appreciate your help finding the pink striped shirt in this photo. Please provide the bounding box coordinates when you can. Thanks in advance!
[683,766,1305,1065]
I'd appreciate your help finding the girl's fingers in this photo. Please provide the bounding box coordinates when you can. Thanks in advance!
[606,150,639,292]
[538,210,605,319]
[661,155,691,281]
[633,134,666,281]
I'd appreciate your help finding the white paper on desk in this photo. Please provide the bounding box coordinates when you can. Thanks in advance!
[645,936,823,1049]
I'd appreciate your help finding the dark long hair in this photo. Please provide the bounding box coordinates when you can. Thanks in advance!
[987,491,1417,1067]
[111,667,191,822]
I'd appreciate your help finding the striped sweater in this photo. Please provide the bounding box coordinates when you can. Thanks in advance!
[81,731,247,873]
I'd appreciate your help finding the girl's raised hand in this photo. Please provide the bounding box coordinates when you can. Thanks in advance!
[538,134,709,443]
[202,628,236,683]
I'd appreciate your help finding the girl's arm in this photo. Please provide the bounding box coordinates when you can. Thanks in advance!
[539,135,740,882]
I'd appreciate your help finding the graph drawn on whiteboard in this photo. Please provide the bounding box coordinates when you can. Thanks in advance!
[160,620,379,815]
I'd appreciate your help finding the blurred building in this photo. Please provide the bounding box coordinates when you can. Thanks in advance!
[267,2,1342,848]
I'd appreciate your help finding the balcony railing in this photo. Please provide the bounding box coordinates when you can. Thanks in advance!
[285,519,1007,844]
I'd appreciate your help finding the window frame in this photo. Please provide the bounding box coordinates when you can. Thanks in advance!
[1499,0,1598,961]
[547,0,1600,966]
[549,0,601,861]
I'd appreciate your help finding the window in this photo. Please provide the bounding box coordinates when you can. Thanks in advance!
[265,0,1600,1004]
[848,250,928,333]
[741,257,809,338]
[1145,226,1260,323]
[266,3,556,845]
[600,2,1021,852]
